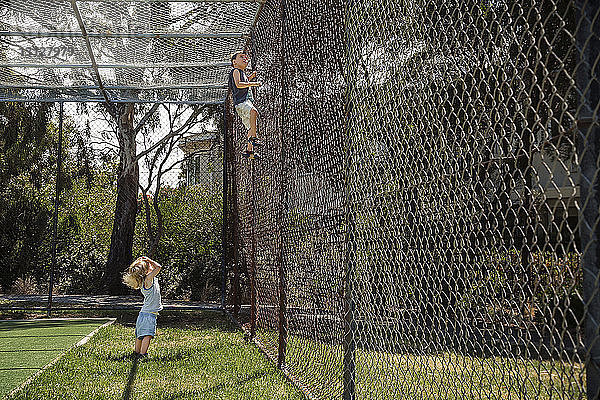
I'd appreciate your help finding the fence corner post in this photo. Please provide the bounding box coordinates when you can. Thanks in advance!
[221,97,229,311]
[342,1,356,393]
[576,2,600,398]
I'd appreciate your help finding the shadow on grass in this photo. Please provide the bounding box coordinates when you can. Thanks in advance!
[0,319,109,331]
[103,351,192,363]
[122,357,139,400]
[105,353,139,362]
[158,311,238,333]
[110,349,276,400]
[145,351,192,363]
[104,347,227,363]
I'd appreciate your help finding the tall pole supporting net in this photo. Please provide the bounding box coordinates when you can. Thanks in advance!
[225,0,600,398]
[577,0,600,396]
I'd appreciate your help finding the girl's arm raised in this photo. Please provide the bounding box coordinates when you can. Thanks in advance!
[142,256,162,281]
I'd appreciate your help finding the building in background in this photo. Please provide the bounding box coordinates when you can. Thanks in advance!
[178,131,222,189]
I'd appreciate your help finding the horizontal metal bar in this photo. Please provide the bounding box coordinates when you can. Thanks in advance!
[0,61,231,68]
[74,0,263,3]
[75,0,264,3]
[0,97,225,104]
[0,31,247,39]
[1,83,227,90]
[0,305,226,311]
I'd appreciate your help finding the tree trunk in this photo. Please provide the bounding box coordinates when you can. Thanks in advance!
[148,179,164,258]
[105,103,139,294]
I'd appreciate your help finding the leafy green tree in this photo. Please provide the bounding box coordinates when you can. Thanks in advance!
[133,185,222,300]
[0,102,53,290]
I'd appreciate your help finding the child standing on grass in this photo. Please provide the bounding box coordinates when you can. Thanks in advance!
[228,50,263,160]
[123,256,163,359]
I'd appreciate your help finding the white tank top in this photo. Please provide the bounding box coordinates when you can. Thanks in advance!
[140,278,163,313]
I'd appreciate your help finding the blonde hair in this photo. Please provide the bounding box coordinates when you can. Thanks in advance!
[122,258,149,289]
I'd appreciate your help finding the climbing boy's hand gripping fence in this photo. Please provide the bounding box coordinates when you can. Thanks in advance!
[225,0,600,399]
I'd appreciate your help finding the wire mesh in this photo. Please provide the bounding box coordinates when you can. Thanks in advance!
[225,0,600,398]
[0,0,260,102]
[1,101,224,307]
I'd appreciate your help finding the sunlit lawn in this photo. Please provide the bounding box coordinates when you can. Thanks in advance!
[0,318,113,399]
[1,308,585,400]
[5,311,304,400]
[279,332,585,399]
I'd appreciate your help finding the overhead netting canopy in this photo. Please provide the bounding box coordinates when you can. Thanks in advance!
[0,0,262,104]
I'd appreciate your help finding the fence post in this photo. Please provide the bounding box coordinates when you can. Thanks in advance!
[221,97,229,310]
[249,160,258,338]
[277,0,288,369]
[343,132,357,398]
[342,2,356,394]
[48,101,64,317]
[225,97,242,317]
[247,31,259,334]
[343,205,356,400]
[576,2,600,398]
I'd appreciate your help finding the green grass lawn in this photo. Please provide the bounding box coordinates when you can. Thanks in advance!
[0,318,114,399]
[0,309,585,399]
[281,334,585,399]
[3,311,305,400]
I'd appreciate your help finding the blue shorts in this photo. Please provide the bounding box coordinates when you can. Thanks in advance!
[135,312,157,339]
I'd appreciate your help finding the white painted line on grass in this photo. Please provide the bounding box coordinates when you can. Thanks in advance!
[76,319,115,347]
[4,318,116,399]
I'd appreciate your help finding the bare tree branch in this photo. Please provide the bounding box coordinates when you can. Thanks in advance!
[162,151,197,176]
[134,105,208,162]
[134,102,161,134]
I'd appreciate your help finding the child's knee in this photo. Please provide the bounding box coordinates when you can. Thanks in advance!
[251,109,259,118]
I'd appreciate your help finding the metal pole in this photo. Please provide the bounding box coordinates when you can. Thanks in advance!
[0,98,224,105]
[277,0,288,369]
[2,84,228,91]
[0,62,230,69]
[70,0,114,114]
[48,101,64,317]
[342,0,356,396]
[342,124,357,400]
[246,34,259,331]
[577,2,600,398]
[0,31,246,39]
[69,0,265,3]
[226,97,241,317]
[246,0,267,50]
[249,160,257,339]
[221,98,229,310]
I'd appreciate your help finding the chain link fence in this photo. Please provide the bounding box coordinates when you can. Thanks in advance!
[225,0,599,398]
[1,101,224,308]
